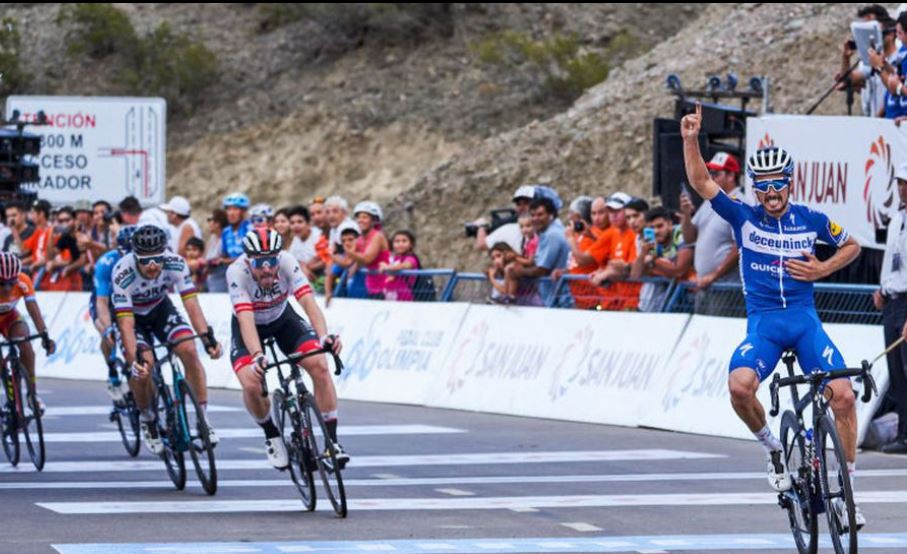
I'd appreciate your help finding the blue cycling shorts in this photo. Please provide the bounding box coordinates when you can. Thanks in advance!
[729,309,846,382]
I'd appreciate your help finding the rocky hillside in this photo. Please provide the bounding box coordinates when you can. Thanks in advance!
[1,3,860,268]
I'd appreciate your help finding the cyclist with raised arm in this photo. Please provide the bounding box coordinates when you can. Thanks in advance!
[90,225,137,404]
[0,252,56,411]
[226,228,346,470]
[682,104,866,529]
[111,225,223,455]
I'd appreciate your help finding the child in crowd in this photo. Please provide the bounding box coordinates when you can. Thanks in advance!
[184,236,208,291]
[379,230,420,301]
[325,223,368,306]
[486,242,514,303]
[497,214,537,304]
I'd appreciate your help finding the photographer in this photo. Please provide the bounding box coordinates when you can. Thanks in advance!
[41,206,87,292]
[471,185,536,253]
[837,5,896,117]
[631,207,694,312]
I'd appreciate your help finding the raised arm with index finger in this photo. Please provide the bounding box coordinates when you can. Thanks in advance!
[681,103,721,201]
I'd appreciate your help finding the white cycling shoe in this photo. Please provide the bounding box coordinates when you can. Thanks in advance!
[140,421,164,455]
[265,437,289,470]
[767,450,792,492]
[833,498,866,532]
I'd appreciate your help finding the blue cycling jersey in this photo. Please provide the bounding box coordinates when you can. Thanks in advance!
[710,191,849,314]
[93,250,122,298]
[221,220,251,260]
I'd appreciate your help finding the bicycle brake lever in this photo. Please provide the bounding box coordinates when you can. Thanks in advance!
[332,353,344,376]
[768,374,780,418]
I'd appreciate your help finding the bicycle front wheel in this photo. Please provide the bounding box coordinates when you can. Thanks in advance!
[114,392,141,458]
[780,410,817,554]
[18,366,45,471]
[157,386,186,491]
[302,395,347,518]
[273,389,315,511]
[817,414,857,554]
[1,371,19,466]
[178,379,217,495]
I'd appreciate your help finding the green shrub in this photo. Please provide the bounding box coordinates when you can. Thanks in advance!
[56,3,138,58]
[0,17,29,96]
[471,31,613,103]
[119,22,218,113]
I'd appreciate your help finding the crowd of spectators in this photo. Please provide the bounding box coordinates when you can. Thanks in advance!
[0,192,428,307]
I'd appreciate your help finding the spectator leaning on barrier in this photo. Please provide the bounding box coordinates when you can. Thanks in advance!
[325,221,367,305]
[22,199,53,277]
[346,201,389,300]
[559,196,601,309]
[205,209,229,293]
[4,201,34,254]
[632,206,694,312]
[473,185,536,253]
[680,152,743,315]
[505,197,571,307]
[839,4,896,117]
[619,197,651,310]
[486,242,515,303]
[41,206,86,292]
[161,196,202,257]
[874,162,907,454]
[497,213,539,304]
[589,192,640,311]
[380,230,421,302]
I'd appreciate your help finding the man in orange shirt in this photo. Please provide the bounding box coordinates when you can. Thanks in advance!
[21,200,53,280]
[588,192,639,310]
[562,196,607,309]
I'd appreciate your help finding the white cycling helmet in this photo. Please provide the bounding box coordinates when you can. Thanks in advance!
[747,146,794,181]
[353,201,382,221]
[249,203,274,219]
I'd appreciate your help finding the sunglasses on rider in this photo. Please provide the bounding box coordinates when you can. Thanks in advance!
[0,278,17,287]
[752,178,790,194]
[136,255,165,266]
[250,256,278,269]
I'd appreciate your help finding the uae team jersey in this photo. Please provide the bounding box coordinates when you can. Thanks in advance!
[710,191,849,314]
[226,252,313,325]
[111,254,198,318]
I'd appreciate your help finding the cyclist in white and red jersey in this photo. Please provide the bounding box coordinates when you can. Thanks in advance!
[227,228,346,469]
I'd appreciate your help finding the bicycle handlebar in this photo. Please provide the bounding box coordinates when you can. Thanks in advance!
[769,362,877,417]
[0,332,48,348]
[257,347,344,398]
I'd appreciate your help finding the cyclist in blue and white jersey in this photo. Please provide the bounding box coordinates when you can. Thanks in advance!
[90,225,137,403]
[682,104,865,529]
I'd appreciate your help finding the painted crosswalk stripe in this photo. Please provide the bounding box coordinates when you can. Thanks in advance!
[12,468,907,490]
[36,490,907,514]
[40,424,465,443]
[45,405,242,416]
[1,449,721,474]
[50,534,907,554]
[561,523,603,533]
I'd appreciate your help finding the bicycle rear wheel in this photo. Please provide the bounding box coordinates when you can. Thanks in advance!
[113,393,141,458]
[817,414,857,554]
[780,410,817,554]
[302,394,347,517]
[1,372,19,466]
[273,389,315,511]
[18,366,45,471]
[178,379,217,495]
[157,386,186,491]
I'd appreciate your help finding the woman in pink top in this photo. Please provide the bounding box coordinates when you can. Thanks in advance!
[346,201,389,299]
[380,230,420,301]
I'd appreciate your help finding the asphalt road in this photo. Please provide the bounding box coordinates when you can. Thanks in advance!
[2,378,906,554]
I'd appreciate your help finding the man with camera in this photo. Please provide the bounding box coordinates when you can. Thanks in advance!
[470,185,536,254]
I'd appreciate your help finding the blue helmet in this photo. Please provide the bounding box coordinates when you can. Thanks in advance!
[223,192,250,210]
[116,225,137,254]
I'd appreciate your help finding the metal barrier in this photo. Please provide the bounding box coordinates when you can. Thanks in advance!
[330,267,882,325]
[333,268,457,302]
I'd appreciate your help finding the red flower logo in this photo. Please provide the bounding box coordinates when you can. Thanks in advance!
[864,136,896,228]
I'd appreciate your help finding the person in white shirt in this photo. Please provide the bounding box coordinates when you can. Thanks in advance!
[288,205,323,280]
[472,185,536,253]
[875,162,907,454]
[161,196,202,257]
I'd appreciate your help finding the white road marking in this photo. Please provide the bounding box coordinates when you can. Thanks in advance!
[45,405,242,416]
[561,522,603,533]
[36,490,907,514]
[39,424,465,442]
[1,449,721,473]
[435,488,475,497]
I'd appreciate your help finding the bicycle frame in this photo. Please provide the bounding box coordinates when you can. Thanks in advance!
[0,334,45,422]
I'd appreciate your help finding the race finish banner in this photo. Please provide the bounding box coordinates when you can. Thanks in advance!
[746,115,905,249]
[4,96,166,206]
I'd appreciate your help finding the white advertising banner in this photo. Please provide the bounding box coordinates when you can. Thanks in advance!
[746,115,906,249]
[641,315,889,443]
[5,96,166,206]
[425,305,690,427]
[324,299,469,404]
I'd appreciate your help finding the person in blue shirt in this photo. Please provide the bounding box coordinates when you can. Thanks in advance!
[91,225,137,403]
[220,192,252,268]
[505,197,572,307]
[682,104,866,529]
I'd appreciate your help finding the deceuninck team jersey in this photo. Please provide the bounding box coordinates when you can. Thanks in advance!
[226,251,313,325]
[111,253,198,318]
[710,191,849,314]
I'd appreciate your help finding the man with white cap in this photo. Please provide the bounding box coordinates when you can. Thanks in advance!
[161,196,202,257]
[679,151,743,315]
[473,185,537,253]
[875,162,907,454]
